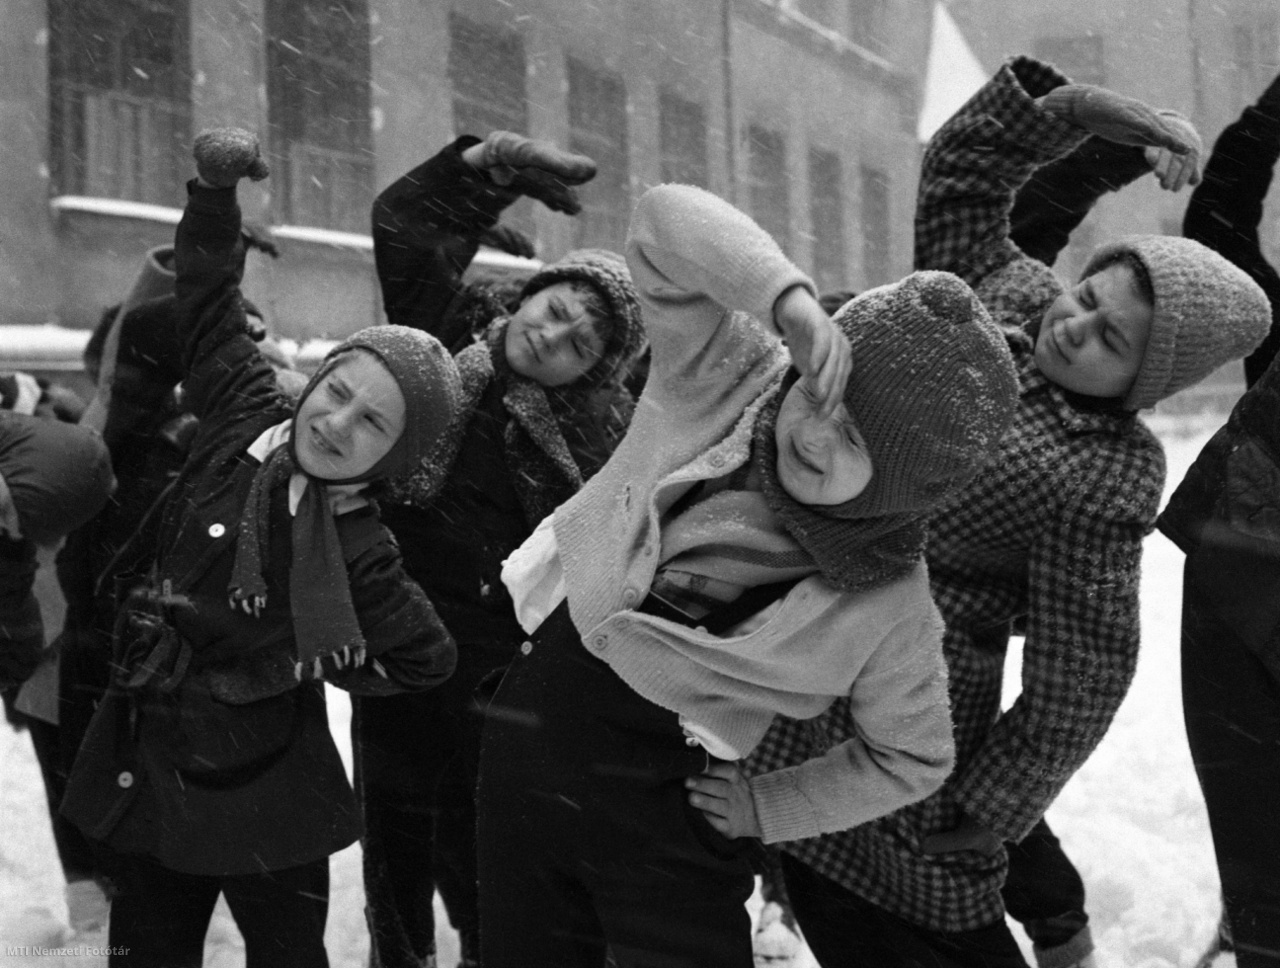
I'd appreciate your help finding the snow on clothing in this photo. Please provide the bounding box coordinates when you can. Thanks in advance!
[61,180,456,879]
[1158,75,1280,964]
[356,138,639,966]
[760,57,1170,934]
[504,182,955,843]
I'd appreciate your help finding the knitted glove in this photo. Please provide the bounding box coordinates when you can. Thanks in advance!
[1039,84,1193,154]
[464,131,596,215]
[193,127,270,188]
[1143,110,1203,190]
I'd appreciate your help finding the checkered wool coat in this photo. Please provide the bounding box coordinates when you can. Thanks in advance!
[750,56,1166,932]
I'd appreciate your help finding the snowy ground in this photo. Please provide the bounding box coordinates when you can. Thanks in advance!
[0,415,1237,968]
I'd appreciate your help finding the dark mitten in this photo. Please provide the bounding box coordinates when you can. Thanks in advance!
[479,223,537,259]
[469,131,596,215]
[241,220,281,259]
[1258,70,1280,118]
[193,127,271,188]
[1040,84,1193,153]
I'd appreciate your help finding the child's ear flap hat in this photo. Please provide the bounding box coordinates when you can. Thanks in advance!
[756,271,1019,591]
[293,324,463,484]
[0,414,115,546]
[518,248,645,386]
[1082,236,1270,411]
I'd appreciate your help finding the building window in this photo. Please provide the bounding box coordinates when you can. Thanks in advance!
[48,0,191,206]
[1034,35,1106,86]
[266,0,373,232]
[809,147,847,295]
[859,163,890,286]
[847,0,888,56]
[449,14,528,138]
[658,91,708,188]
[567,58,629,251]
[746,124,790,253]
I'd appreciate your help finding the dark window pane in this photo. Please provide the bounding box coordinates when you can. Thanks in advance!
[658,90,708,187]
[859,163,889,286]
[746,124,790,253]
[567,57,629,251]
[266,0,374,231]
[48,0,191,205]
[809,147,846,294]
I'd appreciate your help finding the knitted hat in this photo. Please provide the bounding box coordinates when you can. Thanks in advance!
[293,324,463,485]
[519,248,644,386]
[1082,236,1271,410]
[756,271,1018,592]
[0,413,115,546]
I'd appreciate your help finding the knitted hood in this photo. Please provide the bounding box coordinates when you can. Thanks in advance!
[1083,236,1271,411]
[519,248,644,387]
[755,271,1019,592]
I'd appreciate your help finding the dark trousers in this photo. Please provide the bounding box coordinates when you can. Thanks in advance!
[779,852,1030,968]
[1182,568,1280,966]
[107,854,330,968]
[476,602,756,968]
[1002,818,1089,951]
[352,637,508,967]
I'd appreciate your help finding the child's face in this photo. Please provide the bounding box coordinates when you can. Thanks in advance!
[1035,263,1154,399]
[294,350,407,481]
[773,380,873,506]
[504,282,606,387]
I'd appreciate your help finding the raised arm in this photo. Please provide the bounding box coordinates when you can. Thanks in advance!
[1184,73,1280,386]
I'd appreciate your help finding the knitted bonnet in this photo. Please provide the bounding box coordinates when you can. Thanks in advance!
[1082,236,1271,411]
[518,248,644,385]
[293,324,463,484]
[0,414,115,546]
[756,271,1019,591]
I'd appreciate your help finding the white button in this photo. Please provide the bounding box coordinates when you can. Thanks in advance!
[710,453,725,467]
[208,523,226,538]
[592,634,608,651]
[685,736,699,748]
[117,771,134,789]
[622,587,638,606]
[520,640,533,656]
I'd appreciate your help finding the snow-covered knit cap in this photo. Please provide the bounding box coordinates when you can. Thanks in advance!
[0,413,115,546]
[519,248,644,385]
[1083,236,1271,411]
[296,324,463,484]
[756,271,1018,592]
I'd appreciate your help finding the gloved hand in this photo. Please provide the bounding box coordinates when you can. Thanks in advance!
[1038,84,1193,155]
[193,127,271,188]
[479,222,537,259]
[241,220,281,258]
[1143,110,1203,190]
[462,131,596,215]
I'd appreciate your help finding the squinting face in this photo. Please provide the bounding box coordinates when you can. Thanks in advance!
[504,282,606,387]
[293,350,407,481]
[1035,263,1154,399]
[773,380,873,506]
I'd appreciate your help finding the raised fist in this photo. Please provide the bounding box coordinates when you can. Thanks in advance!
[463,131,596,215]
[193,127,271,188]
[1039,84,1193,155]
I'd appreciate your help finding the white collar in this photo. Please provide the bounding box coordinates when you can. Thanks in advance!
[246,421,369,517]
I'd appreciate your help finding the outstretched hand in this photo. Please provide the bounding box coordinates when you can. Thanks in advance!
[193,128,270,188]
[462,131,597,215]
[685,761,763,840]
[1039,84,1193,155]
[774,285,852,421]
[1142,111,1203,191]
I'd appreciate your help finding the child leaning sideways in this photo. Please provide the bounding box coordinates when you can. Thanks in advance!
[474,181,1021,967]
[754,55,1272,968]
[62,129,459,968]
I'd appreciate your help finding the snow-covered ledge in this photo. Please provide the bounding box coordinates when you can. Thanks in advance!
[0,324,91,370]
[51,195,183,225]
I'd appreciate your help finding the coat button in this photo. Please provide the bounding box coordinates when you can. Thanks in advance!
[622,587,639,606]
[208,523,226,538]
[520,640,533,656]
[117,771,134,789]
[710,453,725,467]
[592,634,608,651]
[685,736,699,748]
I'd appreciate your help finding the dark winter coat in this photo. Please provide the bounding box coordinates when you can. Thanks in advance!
[1158,84,1280,678]
[372,138,631,648]
[62,182,455,877]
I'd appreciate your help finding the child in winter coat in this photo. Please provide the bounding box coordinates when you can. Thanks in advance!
[61,128,460,968]
[352,130,643,968]
[1157,69,1280,968]
[474,180,1020,967]
[752,56,1272,968]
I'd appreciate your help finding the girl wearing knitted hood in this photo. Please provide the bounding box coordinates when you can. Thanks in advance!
[753,58,1273,968]
[354,131,644,968]
[62,130,459,968]
[474,182,1019,967]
